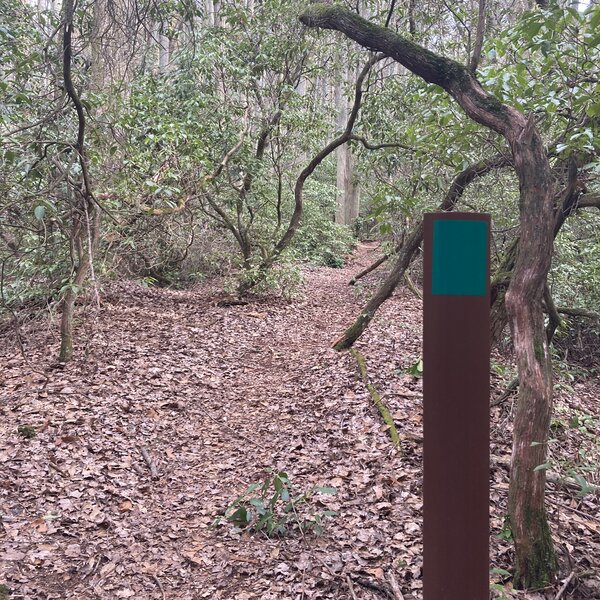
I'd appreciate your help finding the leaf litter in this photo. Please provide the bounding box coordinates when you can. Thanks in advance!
[0,244,598,599]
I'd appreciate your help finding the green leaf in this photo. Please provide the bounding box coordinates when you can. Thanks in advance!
[244,481,261,496]
[589,8,600,30]
[523,19,543,40]
[227,506,250,526]
[313,486,337,495]
[273,476,283,493]
[540,40,553,56]
[586,103,600,118]
[249,498,265,513]
[34,205,45,220]
[533,462,552,472]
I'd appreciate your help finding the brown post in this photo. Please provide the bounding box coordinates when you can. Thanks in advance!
[423,212,490,599]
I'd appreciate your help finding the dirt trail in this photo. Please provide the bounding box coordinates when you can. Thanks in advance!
[1,245,598,599]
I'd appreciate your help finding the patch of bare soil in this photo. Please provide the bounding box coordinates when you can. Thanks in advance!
[1,244,598,599]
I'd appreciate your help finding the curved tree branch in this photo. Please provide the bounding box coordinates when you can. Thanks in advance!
[300,4,523,137]
[254,53,385,274]
[301,4,557,587]
[343,153,511,345]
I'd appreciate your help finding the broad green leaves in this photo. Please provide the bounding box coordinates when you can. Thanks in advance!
[217,470,337,537]
[480,4,600,157]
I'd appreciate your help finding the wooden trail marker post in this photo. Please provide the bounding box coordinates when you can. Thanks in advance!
[423,212,490,599]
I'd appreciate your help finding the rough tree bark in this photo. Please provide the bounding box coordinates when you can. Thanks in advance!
[300,4,557,588]
[469,0,487,72]
[489,155,587,346]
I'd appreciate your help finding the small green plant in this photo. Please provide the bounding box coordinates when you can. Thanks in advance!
[497,516,513,542]
[491,360,507,377]
[490,567,513,598]
[567,469,598,496]
[490,583,511,599]
[569,412,597,434]
[140,276,158,288]
[216,471,337,536]
[230,262,304,301]
[17,424,36,439]
[407,357,423,378]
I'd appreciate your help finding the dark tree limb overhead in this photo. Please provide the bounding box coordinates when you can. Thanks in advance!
[300,4,523,137]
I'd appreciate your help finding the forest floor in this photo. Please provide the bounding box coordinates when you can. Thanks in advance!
[1,243,599,600]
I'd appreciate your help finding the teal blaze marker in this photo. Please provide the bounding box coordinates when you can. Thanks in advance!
[432,219,488,296]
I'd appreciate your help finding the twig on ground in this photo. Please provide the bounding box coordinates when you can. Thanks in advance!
[49,461,67,476]
[491,376,519,406]
[554,571,575,600]
[354,576,396,599]
[150,573,166,600]
[546,496,600,522]
[546,470,600,497]
[386,571,405,599]
[403,272,422,300]
[346,575,359,600]
[140,446,159,479]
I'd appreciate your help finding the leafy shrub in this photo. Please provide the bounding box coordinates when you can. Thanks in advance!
[216,471,337,537]
[228,260,304,301]
[292,180,355,267]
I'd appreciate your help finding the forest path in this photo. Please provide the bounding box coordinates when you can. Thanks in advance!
[1,245,599,599]
[0,244,429,600]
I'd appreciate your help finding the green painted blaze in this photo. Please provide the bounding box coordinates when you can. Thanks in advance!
[432,219,487,296]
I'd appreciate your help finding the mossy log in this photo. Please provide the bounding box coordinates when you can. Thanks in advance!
[350,349,401,449]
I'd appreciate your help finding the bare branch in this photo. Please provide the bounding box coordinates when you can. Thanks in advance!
[578,193,600,210]
[469,0,487,73]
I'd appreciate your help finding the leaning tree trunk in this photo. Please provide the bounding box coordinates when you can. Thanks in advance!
[504,120,556,587]
[300,4,557,587]
[339,153,511,341]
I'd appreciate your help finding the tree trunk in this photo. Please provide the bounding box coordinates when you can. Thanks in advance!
[504,121,557,588]
[491,158,585,347]
[59,212,93,363]
[300,5,557,587]
[335,59,360,226]
[59,0,99,362]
